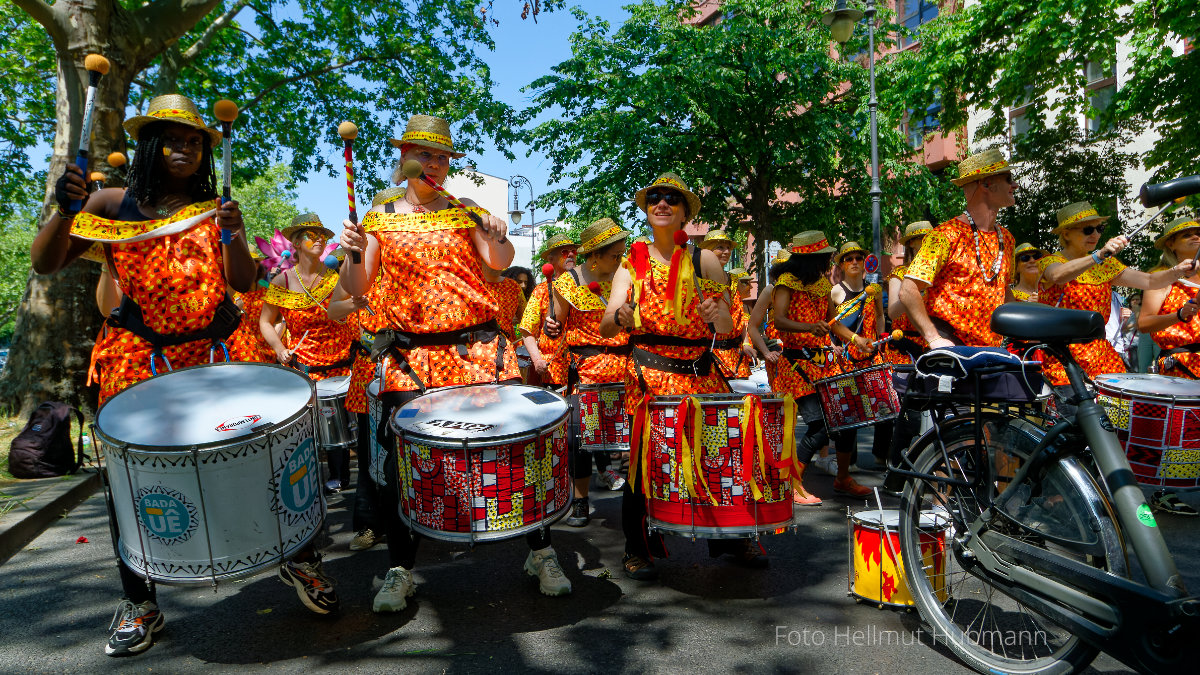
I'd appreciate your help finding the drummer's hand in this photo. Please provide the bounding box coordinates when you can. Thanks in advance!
[275,346,294,365]
[543,317,562,338]
[351,295,370,310]
[476,213,508,242]
[216,199,244,232]
[1099,236,1127,259]
[698,296,721,324]
[928,337,955,350]
[617,302,636,330]
[532,353,549,376]
[340,218,367,254]
[852,335,874,354]
[742,342,757,361]
[1175,259,1198,278]
[1028,291,1039,303]
[1180,302,1199,323]
[806,321,830,337]
[764,349,780,364]
[54,164,87,215]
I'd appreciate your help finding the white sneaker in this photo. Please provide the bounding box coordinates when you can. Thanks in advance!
[598,469,626,491]
[373,566,416,613]
[524,548,572,596]
[350,528,381,551]
[812,455,838,476]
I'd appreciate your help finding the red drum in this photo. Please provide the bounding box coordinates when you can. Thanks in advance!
[1094,374,1200,489]
[576,382,629,452]
[642,394,796,539]
[390,384,571,543]
[814,364,901,432]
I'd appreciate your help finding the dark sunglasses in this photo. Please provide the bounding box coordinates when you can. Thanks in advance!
[842,254,865,263]
[1078,225,1104,236]
[645,190,683,206]
[1017,253,1040,263]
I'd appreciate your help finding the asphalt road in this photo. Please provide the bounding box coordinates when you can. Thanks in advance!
[1,463,1196,674]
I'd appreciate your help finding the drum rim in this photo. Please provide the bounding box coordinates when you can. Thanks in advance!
[812,362,897,387]
[1095,374,1200,403]
[390,383,571,447]
[575,381,625,392]
[94,362,315,453]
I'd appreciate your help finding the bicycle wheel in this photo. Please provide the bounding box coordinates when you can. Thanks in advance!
[897,415,1126,675]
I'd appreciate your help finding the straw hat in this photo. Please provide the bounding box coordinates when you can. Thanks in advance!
[635,172,702,221]
[698,229,735,250]
[729,267,750,285]
[835,241,868,264]
[789,231,835,256]
[539,232,577,259]
[951,147,1012,187]
[372,186,405,207]
[1014,242,1047,259]
[900,221,933,244]
[634,235,652,245]
[577,218,630,255]
[123,94,223,146]
[282,213,335,241]
[1052,201,1109,234]
[771,249,792,265]
[388,114,466,158]
[1155,216,1200,250]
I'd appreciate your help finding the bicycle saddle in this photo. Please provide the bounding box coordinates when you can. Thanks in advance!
[991,303,1105,344]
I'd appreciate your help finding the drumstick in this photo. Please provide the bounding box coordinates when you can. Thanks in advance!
[70,54,110,212]
[291,329,310,361]
[337,121,362,264]
[871,329,904,351]
[401,160,496,236]
[542,262,556,322]
[213,99,239,245]
[88,171,106,192]
[1099,199,1183,259]
[325,252,375,315]
[107,152,126,170]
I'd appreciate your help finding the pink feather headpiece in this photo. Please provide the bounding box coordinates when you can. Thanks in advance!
[254,229,338,273]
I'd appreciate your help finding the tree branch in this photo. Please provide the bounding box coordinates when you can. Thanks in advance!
[133,0,226,55]
[239,55,387,114]
[12,0,64,44]
[181,0,250,62]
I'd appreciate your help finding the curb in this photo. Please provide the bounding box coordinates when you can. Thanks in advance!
[0,471,101,566]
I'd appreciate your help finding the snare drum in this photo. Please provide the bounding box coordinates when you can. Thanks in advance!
[729,366,770,395]
[94,363,322,586]
[365,378,387,486]
[848,509,949,609]
[1095,373,1200,488]
[390,384,571,543]
[644,394,795,539]
[315,375,356,451]
[814,364,901,432]
[576,382,629,452]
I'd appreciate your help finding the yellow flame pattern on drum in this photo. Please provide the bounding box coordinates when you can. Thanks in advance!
[1097,394,1130,431]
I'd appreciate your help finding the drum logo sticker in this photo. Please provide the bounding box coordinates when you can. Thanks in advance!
[414,419,496,436]
[1137,503,1158,528]
[135,486,198,544]
[275,438,319,521]
[216,414,263,432]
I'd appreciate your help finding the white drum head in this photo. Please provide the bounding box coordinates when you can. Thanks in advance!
[1094,373,1200,400]
[316,375,352,398]
[391,384,568,442]
[96,363,313,448]
[852,508,947,530]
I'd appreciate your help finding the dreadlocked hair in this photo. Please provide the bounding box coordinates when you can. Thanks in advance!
[775,252,833,286]
[126,122,218,208]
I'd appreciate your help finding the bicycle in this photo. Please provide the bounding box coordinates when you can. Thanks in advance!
[887,302,1199,674]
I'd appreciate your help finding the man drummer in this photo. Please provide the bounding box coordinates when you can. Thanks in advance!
[520,233,576,387]
[699,230,756,379]
[31,94,338,657]
[339,114,573,611]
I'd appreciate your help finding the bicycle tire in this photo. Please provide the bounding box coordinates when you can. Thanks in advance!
[897,415,1126,675]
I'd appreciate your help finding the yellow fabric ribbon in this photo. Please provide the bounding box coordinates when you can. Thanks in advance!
[677,396,717,506]
[739,395,767,502]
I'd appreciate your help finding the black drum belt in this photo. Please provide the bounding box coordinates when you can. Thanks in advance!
[297,343,364,375]
[629,334,711,348]
[712,336,742,350]
[370,320,506,394]
[107,293,242,352]
[631,346,714,377]
[1162,343,1200,356]
[568,344,632,359]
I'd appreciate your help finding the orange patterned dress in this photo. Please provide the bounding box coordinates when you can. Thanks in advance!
[362,208,519,393]
[883,265,924,365]
[486,277,526,342]
[554,272,629,384]
[1036,253,1127,386]
[714,283,752,379]
[264,272,359,381]
[345,266,389,414]
[74,201,230,404]
[228,286,275,363]
[772,273,833,398]
[906,216,1015,347]
[832,282,883,369]
[519,282,567,385]
[1151,281,1200,379]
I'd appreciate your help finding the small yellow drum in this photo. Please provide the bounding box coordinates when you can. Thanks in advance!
[848,508,949,609]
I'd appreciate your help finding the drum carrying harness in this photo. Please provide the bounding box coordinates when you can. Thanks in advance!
[369,320,508,394]
[1160,342,1200,379]
[562,269,633,394]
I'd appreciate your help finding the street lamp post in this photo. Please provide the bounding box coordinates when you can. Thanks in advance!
[509,174,536,261]
[824,0,882,279]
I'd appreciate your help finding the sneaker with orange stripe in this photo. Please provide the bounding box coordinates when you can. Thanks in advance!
[105,599,164,656]
[279,558,340,614]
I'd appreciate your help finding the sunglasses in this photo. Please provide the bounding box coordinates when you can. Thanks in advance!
[1076,225,1104,236]
[841,254,865,263]
[645,190,684,206]
[1017,253,1040,263]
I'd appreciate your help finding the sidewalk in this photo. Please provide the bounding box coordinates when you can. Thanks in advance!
[0,469,101,565]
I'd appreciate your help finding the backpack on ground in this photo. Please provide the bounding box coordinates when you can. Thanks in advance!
[8,402,87,479]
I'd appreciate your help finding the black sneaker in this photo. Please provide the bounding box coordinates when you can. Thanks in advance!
[280,559,340,614]
[622,553,658,581]
[565,498,590,527]
[709,539,769,569]
[104,600,164,657]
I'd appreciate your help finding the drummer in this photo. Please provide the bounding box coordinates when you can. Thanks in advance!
[338,114,573,609]
[227,250,279,363]
[699,230,755,379]
[1010,242,1046,302]
[519,233,575,387]
[597,172,750,580]
[549,218,632,527]
[483,262,527,343]
[30,94,337,656]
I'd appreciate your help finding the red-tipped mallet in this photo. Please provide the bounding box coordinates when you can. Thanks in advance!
[871,329,905,351]
[107,152,126,170]
[401,160,498,238]
[542,262,557,321]
[212,99,239,244]
[70,54,110,212]
[88,171,106,192]
[337,121,362,264]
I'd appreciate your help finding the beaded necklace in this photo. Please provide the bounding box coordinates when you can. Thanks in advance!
[963,211,1004,283]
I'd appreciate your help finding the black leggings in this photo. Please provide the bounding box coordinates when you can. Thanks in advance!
[566,393,612,480]
[795,418,856,466]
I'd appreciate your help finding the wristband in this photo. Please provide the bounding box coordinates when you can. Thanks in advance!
[56,206,76,220]
[1090,251,1103,265]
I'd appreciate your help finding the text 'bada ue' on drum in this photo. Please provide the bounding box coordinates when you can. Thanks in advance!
[390,384,571,543]
[576,382,629,452]
[814,363,901,432]
[641,393,797,539]
[848,509,949,610]
[93,363,322,586]
[315,375,356,452]
[1095,373,1200,489]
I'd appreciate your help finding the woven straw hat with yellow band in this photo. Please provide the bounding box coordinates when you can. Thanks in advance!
[1014,242,1047,259]
[389,114,466,158]
[635,172,702,221]
[771,249,792,265]
[577,218,630,255]
[282,213,335,242]
[789,231,835,256]
[539,233,577,260]
[835,241,868,264]
[698,229,734,250]
[729,266,750,285]
[951,147,1012,187]
[123,94,223,146]
[633,235,652,245]
[1052,201,1109,234]
[1155,216,1200,250]
[901,221,933,244]
[372,186,405,207]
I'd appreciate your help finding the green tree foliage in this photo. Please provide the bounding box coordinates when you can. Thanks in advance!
[235,163,303,242]
[522,0,960,283]
[885,0,1199,181]
[0,5,56,224]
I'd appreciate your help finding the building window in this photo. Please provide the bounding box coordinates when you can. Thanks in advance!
[1009,86,1035,143]
[1085,59,1117,135]
[903,102,941,149]
[899,0,939,48]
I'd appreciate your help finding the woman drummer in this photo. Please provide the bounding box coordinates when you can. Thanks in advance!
[699,229,756,379]
[339,114,573,609]
[30,94,337,656]
[519,234,576,387]
[1010,242,1046,302]
[597,173,744,580]
[549,218,632,527]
